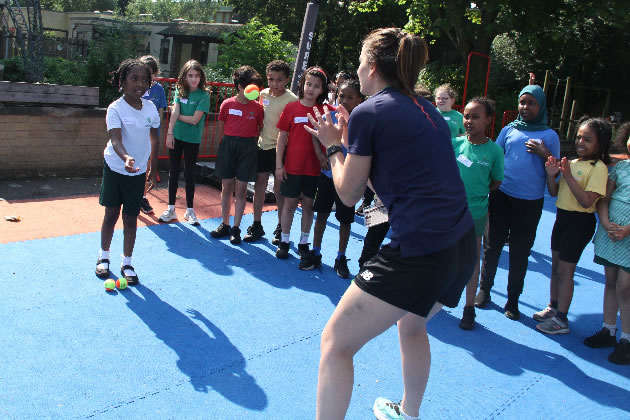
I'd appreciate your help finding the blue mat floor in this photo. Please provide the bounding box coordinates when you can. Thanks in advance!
[1,195,629,419]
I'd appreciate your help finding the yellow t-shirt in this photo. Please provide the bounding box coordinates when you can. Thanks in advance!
[556,159,608,213]
[258,88,298,150]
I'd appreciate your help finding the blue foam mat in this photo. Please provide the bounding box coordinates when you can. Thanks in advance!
[1,197,629,419]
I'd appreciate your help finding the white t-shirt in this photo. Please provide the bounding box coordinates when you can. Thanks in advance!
[104,97,160,175]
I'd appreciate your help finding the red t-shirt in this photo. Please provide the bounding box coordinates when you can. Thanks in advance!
[218,96,264,138]
[277,101,334,176]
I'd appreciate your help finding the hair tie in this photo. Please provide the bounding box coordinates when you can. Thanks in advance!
[310,67,328,82]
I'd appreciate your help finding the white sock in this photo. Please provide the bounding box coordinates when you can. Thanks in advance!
[121,255,136,276]
[299,231,310,244]
[168,204,175,211]
[620,332,630,342]
[603,322,617,336]
[401,409,419,420]
[99,249,110,260]
[187,207,193,212]
[281,233,290,243]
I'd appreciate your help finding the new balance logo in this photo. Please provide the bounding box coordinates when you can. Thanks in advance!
[360,270,374,281]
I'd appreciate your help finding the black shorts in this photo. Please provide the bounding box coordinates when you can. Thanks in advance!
[280,173,318,199]
[99,160,145,216]
[551,208,596,263]
[354,227,476,317]
[313,174,355,224]
[214,135,258,182]
[257,147,276,174]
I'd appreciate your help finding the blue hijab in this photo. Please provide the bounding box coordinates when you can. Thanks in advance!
[508,85,550,132]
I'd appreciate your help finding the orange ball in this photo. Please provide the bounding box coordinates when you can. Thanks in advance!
[244,84,260,100]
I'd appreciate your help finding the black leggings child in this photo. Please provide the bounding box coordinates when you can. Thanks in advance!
[168,139,200,208]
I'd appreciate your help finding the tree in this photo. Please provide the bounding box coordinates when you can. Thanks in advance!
[210,18,295,79]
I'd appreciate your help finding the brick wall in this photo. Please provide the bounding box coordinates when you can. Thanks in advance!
[0,105,108,179]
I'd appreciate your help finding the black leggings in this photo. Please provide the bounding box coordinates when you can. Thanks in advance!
[480,189,544,300]
[168,139,200,208]
[358,221,390,268]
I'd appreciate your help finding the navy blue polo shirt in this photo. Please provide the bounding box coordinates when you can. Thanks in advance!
[347,87,473,257]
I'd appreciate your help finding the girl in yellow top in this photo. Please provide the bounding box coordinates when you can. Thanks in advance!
[535,117,612,334]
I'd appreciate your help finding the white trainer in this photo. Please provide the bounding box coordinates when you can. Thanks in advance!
[158,208,177,223]
[184,209,200,226]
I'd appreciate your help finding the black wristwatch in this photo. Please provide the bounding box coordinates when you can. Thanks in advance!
[326,144,343,158]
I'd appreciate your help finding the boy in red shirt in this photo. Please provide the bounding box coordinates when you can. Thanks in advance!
[275,67,334,260]
[211,66,264,244]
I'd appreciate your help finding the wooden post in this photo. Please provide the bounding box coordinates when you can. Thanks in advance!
[543,70,551,94]
[559,76,572,137]
[567,100,578,140]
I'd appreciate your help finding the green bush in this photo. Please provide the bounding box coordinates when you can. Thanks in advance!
[418,63,466,100]
[43,57,87,86]
[0,57,25,81]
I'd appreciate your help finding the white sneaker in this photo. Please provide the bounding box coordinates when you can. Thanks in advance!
[158,208,177,223]
[184,209,200,225]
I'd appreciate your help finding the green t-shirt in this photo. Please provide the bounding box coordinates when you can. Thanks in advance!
[439,109,465,139]
[173,88,210,143]
[452,135,505,219]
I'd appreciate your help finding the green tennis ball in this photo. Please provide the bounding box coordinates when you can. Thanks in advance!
[104,279,116,291]
[116,278,128,290]
[244,84,259,101]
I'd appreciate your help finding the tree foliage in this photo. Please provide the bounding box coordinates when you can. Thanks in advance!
[210,18,295,80]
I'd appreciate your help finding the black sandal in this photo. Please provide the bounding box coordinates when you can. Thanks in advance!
[95,259,110,279]
[120,265,139,285]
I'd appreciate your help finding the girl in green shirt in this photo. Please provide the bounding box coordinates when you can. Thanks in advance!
[435,83,466,139]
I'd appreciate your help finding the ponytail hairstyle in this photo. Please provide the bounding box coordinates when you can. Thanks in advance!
[362,28,428,97]
[576,116,612,166]
[615,122,630,156]
[298,66,330,104]
[176,59,207,99]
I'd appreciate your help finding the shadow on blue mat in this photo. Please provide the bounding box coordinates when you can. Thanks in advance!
[148,222,347,305]
[122,284,268,410]
[429,311,630,412]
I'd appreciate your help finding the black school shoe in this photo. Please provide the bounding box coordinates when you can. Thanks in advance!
[474,289,491,308]
[243,223,265,242]
[229,226,241,245]
[297,243,310,258]
[299,250,322,270]
[95,259,110,279]
[609,339,630,365]
[271,224,282,245]
[210,222,231,238]
[334,256,351,278]
[584,328,617,348]
[276,242,290,259]
[120,265,139,285]
[459,306,476,330]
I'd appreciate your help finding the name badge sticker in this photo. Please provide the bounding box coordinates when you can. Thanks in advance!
[122,117,138,126]
[457,154,473,167]
[229,109,243,117]
[294,116,309,124]
[262,99,270,106]
[180,98,188,104]
[443,116,451,121]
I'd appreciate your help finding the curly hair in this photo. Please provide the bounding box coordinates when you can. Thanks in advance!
[467,96,496,119]
[575,116,612,165]
[112,58,151,93]
[233,65,264,92]
[266,60,291,79]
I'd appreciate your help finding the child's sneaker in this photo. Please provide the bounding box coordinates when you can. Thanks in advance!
[459,306,476,330]
[276,241,290,259]
[271,223,282,245]
[536,316,569,335]
[229,226,241,245]
[210,222,231,238]
[584,327,617,348]
[158,208,177,223]
[373,397,416,420]
[608,338,630,365]
[334,256,350,278]
[297,243,310,258]
[533,305,557,322]
[299,250,322,270]
[184,209,200,226]
[243,223,265,242]
[140,198,154,214]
